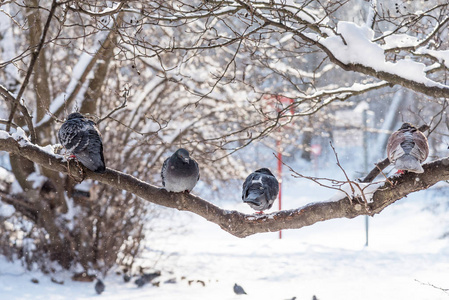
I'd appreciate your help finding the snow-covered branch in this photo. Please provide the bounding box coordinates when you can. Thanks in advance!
[1,130,448,238]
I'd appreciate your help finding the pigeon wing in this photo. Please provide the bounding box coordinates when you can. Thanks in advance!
[194,159,200,181]
[410,130,429,162]
[161,157,169,187]
[262,174,279,209]
[58,120,86,152]
[264,174,279,201]
[74,124,105,173]
[242,172,256,200]
[386,130,406,163]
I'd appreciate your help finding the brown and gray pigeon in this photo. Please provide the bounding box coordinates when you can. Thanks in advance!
[161,148,199,193]
[242,168,279,212]
[58,112,106,173]
[386,122,429,173]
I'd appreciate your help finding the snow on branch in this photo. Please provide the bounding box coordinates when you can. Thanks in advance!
[236,1,449,98]
[1,130,449,238]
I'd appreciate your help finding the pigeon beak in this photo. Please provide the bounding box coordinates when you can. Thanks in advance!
[184,157,189,163]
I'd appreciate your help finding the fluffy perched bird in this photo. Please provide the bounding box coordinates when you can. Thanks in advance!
[233,283,247,295]
[242,168,279,212]
[94,279,105,295]
[387,123,429,173]
[161,148,199,193]
[58,112,106,173]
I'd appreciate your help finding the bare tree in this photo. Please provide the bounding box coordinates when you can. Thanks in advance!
[0,0,448,273]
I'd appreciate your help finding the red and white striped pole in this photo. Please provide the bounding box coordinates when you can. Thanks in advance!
[277,139,282,239]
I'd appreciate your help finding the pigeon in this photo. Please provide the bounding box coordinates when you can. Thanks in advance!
[135,271,161,287]
[242,168,279,212]
[161,148,199,193]
[94,279,105,294]
[386,122,429,173]
[233,283,247,295]
[58,112,106,173]
[123,274,131,283]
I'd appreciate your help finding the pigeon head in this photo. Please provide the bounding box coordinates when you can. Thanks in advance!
[255,168,274,177]
[175,148,190,163]
[399,122,416,131]
[67,112,84,120]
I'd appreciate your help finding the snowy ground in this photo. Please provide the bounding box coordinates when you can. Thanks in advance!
[1,164,449,300]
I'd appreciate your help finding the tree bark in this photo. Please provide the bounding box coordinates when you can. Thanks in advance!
[25,0,51,123]
[0,131,448,238]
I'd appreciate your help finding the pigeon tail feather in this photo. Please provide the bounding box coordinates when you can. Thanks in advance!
[395,154,424,173]
[75,151,105,173]
[94,164,106,173]
[243,192,262,205]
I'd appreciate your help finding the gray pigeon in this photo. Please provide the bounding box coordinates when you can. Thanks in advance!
[123,274,131,283]
[134,271,161,287]
[242,168,279,212]
[58,112,106,173]
[386,122,429,173]
[161,148,199,193]
[233,283,247,295]
[94,279,105,294]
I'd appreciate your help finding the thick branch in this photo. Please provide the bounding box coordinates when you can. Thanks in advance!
[0,131,448,238]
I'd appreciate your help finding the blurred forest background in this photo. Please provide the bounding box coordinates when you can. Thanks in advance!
[0,0,448,279]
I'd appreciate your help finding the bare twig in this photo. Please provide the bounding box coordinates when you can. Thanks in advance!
[97,90,129,125]
[415,279,449,295]
[6,0,58,143]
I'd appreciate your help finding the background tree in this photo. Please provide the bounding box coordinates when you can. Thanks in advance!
[0,0,448,276]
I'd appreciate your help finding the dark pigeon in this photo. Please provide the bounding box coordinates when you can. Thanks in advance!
[242,168,279,212]
[233,283,247,295]
[58,112,106,173]
[387,122,429,173]
[94,279,105,295]
[123,274,131,283]
[161,148,199,193]
[135,271,161,288]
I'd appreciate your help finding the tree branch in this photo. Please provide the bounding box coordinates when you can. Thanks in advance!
[0,130,448,238]
[6,0,58,143]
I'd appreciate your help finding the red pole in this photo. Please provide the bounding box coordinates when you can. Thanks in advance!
[277,139,282,239]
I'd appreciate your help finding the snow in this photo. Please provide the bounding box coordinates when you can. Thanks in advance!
[10,180,23,194]
[328,181,383,203]
[74,181,92,193]
[0,4,21,84]
[415,48,449,69]
[0,166,14,183]
[70,2,121,15]
[382,33,420,50]
[0,202,15,217]
[26,172,47,189]
[11,127,30,145]
[37,144,56,155]
[310,21,449,89]
[1,170,449,300]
